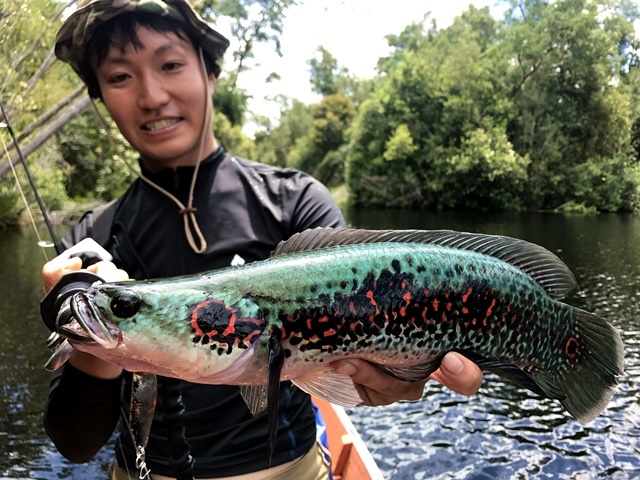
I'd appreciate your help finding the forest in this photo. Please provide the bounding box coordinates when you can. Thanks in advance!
[1,0,639,225]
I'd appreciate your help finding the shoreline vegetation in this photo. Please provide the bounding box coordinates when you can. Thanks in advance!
[2,0,640,225]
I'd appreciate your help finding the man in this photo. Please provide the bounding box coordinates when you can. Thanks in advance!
[42,1,483,478]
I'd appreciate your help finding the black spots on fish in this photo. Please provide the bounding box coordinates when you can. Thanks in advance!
[391,259,401,274]
[340,280,348,289]
[351,267,358,274]
[192,299,232,336]
[284,349,292,358]
[190,298,265,354]
[110,290,142,318]
[310,285,318,293]
[417,265,426,273]
[454,264,464,275]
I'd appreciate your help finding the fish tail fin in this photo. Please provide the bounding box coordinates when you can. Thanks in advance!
[534,308,624,424]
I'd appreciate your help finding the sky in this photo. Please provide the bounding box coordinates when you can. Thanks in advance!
[214,0,496,135]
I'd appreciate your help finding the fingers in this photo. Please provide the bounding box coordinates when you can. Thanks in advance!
[42,258,130,293]
[332,359,428,406]
[42,256,83,293]
[86,261,129,283]
[428,352,483,396]
[331,352,483,407]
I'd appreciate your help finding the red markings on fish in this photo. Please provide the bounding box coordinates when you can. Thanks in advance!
[223,313,237,336]
[366,290,377,306]
[486,299,496,318]
[462,287,472,303]
[565,337,580,358]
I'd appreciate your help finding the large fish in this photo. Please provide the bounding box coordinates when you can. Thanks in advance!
[46,228,624,463]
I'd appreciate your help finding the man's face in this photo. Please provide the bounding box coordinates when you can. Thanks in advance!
[95,26,217,171]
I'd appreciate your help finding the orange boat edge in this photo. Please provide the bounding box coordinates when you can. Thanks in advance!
[312,396,385,480]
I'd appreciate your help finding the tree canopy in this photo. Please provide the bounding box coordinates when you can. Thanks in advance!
[1,0,640,225]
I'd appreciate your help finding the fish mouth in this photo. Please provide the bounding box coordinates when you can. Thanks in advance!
[58,292,121,349]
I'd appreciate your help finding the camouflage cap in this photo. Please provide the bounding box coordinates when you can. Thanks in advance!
[55,0,230,81]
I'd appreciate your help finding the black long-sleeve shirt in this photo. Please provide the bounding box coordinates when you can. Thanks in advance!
[45,147,346,477]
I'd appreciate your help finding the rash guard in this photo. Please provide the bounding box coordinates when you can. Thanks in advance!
[44,147,346,478]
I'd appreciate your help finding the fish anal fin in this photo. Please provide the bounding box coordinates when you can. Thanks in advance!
[291,368,363,407]
[454,349,554,399]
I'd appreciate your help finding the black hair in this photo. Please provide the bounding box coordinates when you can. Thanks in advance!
[80,11,220,99]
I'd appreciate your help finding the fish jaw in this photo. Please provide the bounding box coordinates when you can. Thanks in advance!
[59,293,122,349]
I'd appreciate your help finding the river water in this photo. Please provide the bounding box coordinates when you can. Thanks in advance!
[0,210,638,479]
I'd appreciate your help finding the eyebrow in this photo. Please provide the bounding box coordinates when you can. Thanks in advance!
[101,42,189,67]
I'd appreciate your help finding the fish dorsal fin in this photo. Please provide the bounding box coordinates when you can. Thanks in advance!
[272,228,578,299]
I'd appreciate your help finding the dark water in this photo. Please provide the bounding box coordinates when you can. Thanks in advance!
[0,210,639,479]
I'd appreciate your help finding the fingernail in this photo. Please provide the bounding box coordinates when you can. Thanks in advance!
[333,360,357,376]
[441,353,464,376]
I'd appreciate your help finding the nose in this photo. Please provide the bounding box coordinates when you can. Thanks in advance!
[136,73,169,111]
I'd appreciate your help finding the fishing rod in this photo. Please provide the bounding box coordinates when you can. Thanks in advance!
[0,102,63,255]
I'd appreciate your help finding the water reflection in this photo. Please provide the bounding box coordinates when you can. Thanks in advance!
[1,212,639,479]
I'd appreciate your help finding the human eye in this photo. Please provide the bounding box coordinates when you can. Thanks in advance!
[163,61,183,72]
[107,72,130,84]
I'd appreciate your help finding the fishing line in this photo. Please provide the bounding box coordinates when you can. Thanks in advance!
[0,102,63,256]
[0,131,50,262]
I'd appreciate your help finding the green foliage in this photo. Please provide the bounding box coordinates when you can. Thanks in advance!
[346,0,640,213]
[253,98,314,167]
[213,112,257,159]
[57,109,134,201]
[570,153,640,212]
[289,94,355,187]
[3,0,640,218]
[213,76,249,126]
[430,127,530,211]
[0,177,22,225]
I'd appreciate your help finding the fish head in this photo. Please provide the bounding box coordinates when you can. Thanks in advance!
[59,280,268,383]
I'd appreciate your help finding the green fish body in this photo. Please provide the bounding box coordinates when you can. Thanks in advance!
[59,228,623,426]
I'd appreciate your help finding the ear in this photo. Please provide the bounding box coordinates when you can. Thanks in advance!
[208,73,217,94]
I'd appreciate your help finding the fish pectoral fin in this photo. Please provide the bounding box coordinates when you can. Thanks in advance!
[291,368,363,407]
[240,385,268,417]
[454,349,556,399]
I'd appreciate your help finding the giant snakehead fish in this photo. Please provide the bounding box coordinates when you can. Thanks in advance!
[44,228,625,470]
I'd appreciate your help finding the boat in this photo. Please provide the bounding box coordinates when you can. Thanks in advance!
[312,396,385,480]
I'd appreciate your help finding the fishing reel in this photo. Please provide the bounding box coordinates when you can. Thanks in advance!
[40,270,104,333]
[41,238,112,332]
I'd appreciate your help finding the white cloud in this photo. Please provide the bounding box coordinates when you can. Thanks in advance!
[215,1,495,133]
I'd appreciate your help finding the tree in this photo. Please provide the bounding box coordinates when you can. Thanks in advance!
[289,94,355,187]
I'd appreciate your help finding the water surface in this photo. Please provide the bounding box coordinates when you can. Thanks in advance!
[0,211,638,479]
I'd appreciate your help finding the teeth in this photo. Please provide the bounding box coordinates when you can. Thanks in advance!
[144,118,179,131]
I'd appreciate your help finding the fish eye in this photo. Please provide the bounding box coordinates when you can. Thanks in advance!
[110,290,142,318]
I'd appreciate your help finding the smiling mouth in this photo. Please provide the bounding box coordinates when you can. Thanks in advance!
[142,118,182,131]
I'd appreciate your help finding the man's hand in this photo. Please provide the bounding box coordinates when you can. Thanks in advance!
[42,257,129,293]
[332,352,483,406]
[42,256,128,379]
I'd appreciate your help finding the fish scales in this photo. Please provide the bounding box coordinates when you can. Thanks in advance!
[222,243,574,374]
